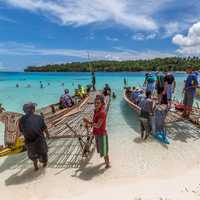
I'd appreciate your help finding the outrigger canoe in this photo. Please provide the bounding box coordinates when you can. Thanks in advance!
[0,91,111,158]
[0,94,89,157]
[123,88,200,126]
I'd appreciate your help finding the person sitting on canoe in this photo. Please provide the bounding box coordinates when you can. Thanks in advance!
[83,95,111,169]
[131,88,140,103]
[77,84,86,98]
[0,104,5,113]
[163,67,176,109]
[144,73,155,94]
[19,102,50,171]
[136,89,145,105]
[59,89,74,108]
[103,84,111,96]
[182,66,199,118]
[139,90,154,140]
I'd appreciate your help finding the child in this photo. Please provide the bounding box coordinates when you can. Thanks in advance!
[139,91,153,140]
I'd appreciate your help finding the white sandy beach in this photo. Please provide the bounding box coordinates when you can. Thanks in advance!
[1,119,200,200]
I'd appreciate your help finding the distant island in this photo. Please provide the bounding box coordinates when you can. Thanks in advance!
[24,57,200,72]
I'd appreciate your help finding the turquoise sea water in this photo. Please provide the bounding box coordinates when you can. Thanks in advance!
[0,72,198,145]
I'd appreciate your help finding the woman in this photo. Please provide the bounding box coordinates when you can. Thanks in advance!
[83,95,110,168]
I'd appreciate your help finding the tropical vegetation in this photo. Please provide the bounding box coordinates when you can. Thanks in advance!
[24,57,200,72]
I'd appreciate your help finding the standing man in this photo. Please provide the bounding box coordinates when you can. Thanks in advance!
[144,73,155,94]
[83,95,110,168]
[19,102,49,171]
[163,67,176,108]
[91,71,96,91]
[155,71,165,103]
[183,67,198,118]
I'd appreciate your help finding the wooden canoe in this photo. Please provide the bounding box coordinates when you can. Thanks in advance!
[0,94,90,156]
[123,89,200,126]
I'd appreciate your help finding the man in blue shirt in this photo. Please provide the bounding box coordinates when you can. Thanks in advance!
[183,67,198,118]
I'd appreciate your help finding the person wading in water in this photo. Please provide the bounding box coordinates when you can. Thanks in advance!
[91,71,96,91]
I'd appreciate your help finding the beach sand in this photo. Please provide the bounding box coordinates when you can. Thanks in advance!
[1,119,200,200]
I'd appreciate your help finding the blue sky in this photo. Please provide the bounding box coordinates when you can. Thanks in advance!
[0,0,200,71]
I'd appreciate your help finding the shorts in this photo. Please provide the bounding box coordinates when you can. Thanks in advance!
[167,84,173,101]
[161,94,168,105]
[183,91,194,108]
[26,137,48,163]
[95,135,109,157]
[157,87,164,95]
[146,83,155,94]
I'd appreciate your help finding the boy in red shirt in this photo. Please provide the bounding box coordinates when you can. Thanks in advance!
[83,95,110,168]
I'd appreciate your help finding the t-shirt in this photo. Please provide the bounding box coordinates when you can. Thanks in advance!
[63,94,73,107]
[185,73,198,96]
[93,106,107,136]
[164,73,175,85]
[139,97,153,118]
[146,76,155,84]
[19,114,47,143]
[131,90,140,101]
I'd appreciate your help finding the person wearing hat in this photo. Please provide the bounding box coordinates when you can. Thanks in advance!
[83,95,111,169]
[19,102,50,171]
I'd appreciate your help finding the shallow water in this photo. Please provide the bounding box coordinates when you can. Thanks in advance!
[0,72,198,146]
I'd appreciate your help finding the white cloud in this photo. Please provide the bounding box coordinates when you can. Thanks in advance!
[163,22,180,37]
[3,0,177,31]
[132,33,156,41]
[132,33,145,41]
[172,21,200,55]
[105,36,119,42]
[0,41,174,61]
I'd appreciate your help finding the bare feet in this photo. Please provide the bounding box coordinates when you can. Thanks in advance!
[105,163,111,169]
[33,160,39,171]
[42,162,47,168]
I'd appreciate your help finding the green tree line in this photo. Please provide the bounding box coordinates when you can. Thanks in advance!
[24,57,200,72]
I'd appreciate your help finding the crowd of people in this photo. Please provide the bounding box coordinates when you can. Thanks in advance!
[128,66,199,140]
[1,68,199,171]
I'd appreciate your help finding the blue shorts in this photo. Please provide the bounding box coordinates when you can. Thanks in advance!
[146,83,155,93]
[167,84,173,100]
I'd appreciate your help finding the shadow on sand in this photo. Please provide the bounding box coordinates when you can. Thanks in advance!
[166,120,200,143]
[1,138,95,185]
[5,167,46,186]
[71,162,107,181]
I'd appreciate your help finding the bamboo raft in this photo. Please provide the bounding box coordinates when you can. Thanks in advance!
[123,89,200,126]
[0,91,110,159]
